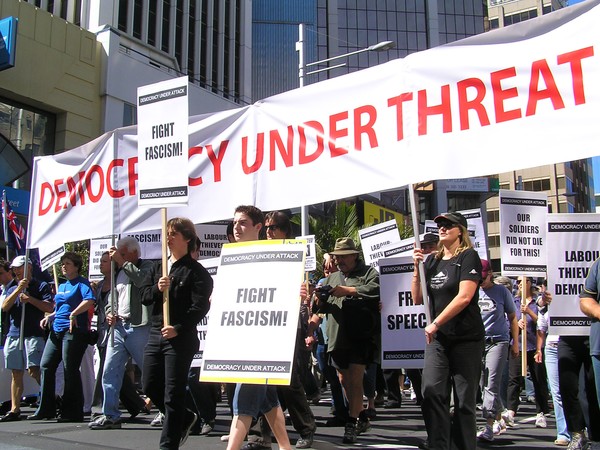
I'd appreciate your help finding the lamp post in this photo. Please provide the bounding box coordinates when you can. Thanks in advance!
[295,23,395,234]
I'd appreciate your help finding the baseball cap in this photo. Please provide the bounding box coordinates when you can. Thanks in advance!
[434,212,468,229]
[10,255,32,268]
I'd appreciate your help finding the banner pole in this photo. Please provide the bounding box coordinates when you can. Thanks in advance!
[162,208,170,327]
[408,184,431,324]
[521,275,528,377]
[18,248,31,351]
[2,191,9,260]
[110,234,116,347]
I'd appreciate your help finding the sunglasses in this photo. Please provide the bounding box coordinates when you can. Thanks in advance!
[437,220,457,230]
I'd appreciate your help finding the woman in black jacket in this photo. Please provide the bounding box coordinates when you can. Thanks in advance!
[141,217,213,450]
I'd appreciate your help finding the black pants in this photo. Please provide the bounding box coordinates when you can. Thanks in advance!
[383,369,403,404]
[142,329,197,450]
[187,367,219,424]
[422,338,483,450]
[507,349,549,414]
[278,357,317,437]
[558,336,600,440]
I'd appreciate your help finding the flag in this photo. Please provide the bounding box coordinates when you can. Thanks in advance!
[2,191,26,255]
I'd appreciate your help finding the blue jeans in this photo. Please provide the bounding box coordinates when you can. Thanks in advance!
[481,341,508,419]
[102,322,149,419]
[36,329,89,419]
[545,343,570,442]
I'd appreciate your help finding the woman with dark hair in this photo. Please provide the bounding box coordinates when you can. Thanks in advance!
[412,212,484,450]
[264,211,293,239]
[141,217,213,449]
[29,252,95,422]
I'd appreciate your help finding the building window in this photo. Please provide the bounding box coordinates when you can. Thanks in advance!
[488,234,500,248]
[522,178,551,192]
[123,103,137,127]
[118,0,128,33]
[487,209,500,223]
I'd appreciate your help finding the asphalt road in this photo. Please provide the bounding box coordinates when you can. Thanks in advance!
[0,392,593,450]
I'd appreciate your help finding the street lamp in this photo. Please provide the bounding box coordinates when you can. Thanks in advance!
[296,23,396,233]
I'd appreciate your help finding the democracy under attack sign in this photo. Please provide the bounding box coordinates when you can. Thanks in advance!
[200,240,306,385]
[136,76,189,207]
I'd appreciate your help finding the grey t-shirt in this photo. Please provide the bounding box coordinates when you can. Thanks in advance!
[479,283,516,341]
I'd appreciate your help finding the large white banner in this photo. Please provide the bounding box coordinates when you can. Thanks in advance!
[137,76,189,207]
[199,241,305,384]
[27,2,600,250]
[499,190,548,277]
[546,213,596,336]
[379,256,426,369]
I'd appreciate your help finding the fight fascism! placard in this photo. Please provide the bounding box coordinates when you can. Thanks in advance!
[200,240,305,384]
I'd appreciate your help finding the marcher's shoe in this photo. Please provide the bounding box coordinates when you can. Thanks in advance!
[362,408,376,420]
[417,439,430,450]
[180,409,197,447]
[374,393,385,407]
[27,412,54,420]
[296,433,314,449]
[535,412,547,428]
[88,415,122,430]
[241,441,272,450]
[501,409,516,428]
[383,400,402,409]
[342,421,358,444]
[567,431,590,450]
[527,395,536,403]
[555,438,570,446]
[200,419,214,435]
[493,418,507,435]
[0,411,21,422]
[477,425,494,442]
[356,418,371,435]
[150,412,164,427]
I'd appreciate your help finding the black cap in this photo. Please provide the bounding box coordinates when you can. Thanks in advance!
[421,233,439,245]
[434,212,468,229]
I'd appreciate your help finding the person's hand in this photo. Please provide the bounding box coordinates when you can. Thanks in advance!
[106,313,117,327]
[158,276,171,292]
[424,322,438,344]
[518,318,525,330]
[413,248,424,264]
[20,292,31,304]
[109,246,125,267]
[534,350,543,364]
[69,314,77,333]
[305,335,316,349]
[330,285,355,297]
[161,325,177,339]
[300,283,308,300]
[323,253,335,272]
[510,342,519,358]
[40,316,48,329]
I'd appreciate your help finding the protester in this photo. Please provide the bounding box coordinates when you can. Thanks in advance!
[0,256,54,422]
[505,277,550,428]
[476,259,519,442]
[140,217,213,449]
[89,237,154,430]
[242,211,316,450]
[411,212,484,450]
[29,252,95,422]
[226,206,292,450]
[536,290,570,446]
[580,260,600,417]
[0,259,16,348]
[312,237,380,444]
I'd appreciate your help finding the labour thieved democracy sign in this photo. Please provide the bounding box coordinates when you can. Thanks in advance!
[499,190,548,277]
[26,2,600,251]
[359,219,401,271]
[200,240,305,384]
[137,76,189,207]
[546,213,597,336]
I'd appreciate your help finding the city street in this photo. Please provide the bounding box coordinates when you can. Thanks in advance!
[0,390,578,450]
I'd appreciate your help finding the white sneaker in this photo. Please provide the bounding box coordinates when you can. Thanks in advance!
[501,409,516,428]
[477,425,494,442]
[150,412,164,427]
[493,418,507,435]
[535,412,547,428]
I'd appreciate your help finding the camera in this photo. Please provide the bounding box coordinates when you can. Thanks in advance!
[316,285,333,302]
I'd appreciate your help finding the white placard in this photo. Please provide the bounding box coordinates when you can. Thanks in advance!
[200,240,305,384]
[297,235,317,271]
[459,208,488,261]
[39,244,65,271]
[191,257,220,368]
[358,219,401,271]
[196,222,230,260]
[137,76,189,207]
[546,213,596,336]
[89,237,114,281]
[499,190,548,277]
[380,236,416,259]
[379,256,426,369]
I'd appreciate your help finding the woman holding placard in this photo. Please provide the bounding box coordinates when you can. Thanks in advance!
[412,212,484,450]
